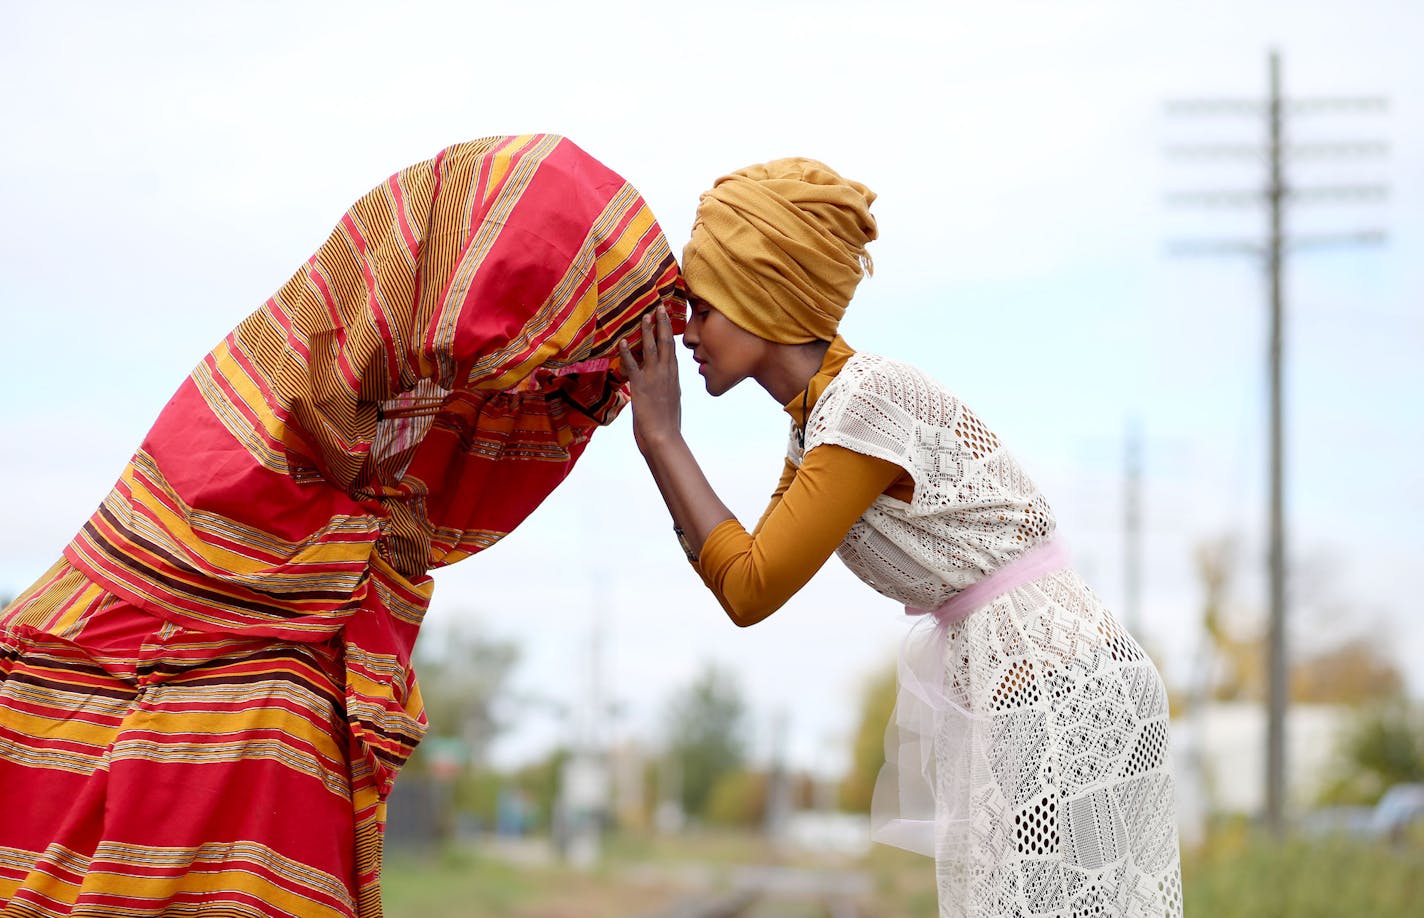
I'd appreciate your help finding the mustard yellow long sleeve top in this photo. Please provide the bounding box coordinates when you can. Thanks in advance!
[693,337,915,626]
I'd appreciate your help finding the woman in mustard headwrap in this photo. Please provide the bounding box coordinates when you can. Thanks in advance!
[619,158,1183,917]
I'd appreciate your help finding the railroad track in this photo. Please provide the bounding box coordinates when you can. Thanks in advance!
[637,865,870,918]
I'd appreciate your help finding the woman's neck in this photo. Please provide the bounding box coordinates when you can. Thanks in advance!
[754,339,832,405]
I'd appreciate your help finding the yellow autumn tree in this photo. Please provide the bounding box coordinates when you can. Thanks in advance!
[1192,536,1403,706]
[840,663,898,813]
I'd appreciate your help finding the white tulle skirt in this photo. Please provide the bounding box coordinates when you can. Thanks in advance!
[870,569,1184,918]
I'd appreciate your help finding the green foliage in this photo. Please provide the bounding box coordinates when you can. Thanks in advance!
[1183,822,1424,917]
[400,619,521,839]
[452,768,504,828]
[507,747,571,830]
[704,769,767,827]
[412,620,520,762]
[1318,702,1424,806]
[663,663,748,818]
[840,663,897,813]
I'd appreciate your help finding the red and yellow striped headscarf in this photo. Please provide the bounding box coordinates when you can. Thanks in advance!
[34,137,683,903]
[66,135,687,636]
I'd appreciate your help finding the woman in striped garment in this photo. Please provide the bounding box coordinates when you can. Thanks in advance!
[619,158,1182,917]
[0,134,685,918]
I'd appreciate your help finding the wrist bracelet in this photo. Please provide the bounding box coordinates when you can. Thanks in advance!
[674,526,698,562]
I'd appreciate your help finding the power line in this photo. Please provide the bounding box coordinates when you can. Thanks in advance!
[1164,49,1388,836]
[1165,142,1389,160]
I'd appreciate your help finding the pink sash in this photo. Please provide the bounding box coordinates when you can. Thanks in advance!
[905,537,1069,625]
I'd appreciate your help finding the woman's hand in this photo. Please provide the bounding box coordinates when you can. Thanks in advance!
[618,303,737,560]
[619,305,682,456]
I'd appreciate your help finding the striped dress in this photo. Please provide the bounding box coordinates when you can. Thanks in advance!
[0,134,685,917]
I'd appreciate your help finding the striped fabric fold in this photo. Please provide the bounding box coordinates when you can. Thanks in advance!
[2,134,686,916]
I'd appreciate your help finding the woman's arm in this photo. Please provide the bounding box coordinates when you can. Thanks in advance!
[618,306,737,550]
[753,459,797,537]
[620,307,903,625]
[696,443,901,625]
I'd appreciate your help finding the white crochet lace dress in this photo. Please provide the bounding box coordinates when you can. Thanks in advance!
[793,354,1183,918]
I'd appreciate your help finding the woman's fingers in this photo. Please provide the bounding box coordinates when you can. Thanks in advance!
[642,313,658,362]
[618,340,642,383]
[623,305,681,390]
[655,305,675,364]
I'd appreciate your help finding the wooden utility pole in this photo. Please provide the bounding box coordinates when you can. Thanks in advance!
[1264,49,1289,839]
[1165,50,1386,835]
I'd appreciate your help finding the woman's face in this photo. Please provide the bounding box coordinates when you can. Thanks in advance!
[681,298,772,397]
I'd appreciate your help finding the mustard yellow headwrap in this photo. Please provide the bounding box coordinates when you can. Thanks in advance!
[682,157,877,344]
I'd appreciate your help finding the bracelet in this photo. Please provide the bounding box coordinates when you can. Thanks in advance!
[673,526,698,562]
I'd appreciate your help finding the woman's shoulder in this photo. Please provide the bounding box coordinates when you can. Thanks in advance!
[833,352,954,400]
[811,353,962,446]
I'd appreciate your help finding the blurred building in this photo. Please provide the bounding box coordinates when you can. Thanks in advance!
[1172,702,1350,844]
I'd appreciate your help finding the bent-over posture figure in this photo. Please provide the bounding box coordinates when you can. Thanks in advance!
[1,134,685,917]
[620,157,1182,917]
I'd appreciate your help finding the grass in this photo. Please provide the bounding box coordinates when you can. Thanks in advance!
[380,826,1424,917]
[381,849,533,918]
[381,843,689,918]
[1182,822,1424,918]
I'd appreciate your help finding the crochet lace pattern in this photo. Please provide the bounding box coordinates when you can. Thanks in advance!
[795,354,1183,918]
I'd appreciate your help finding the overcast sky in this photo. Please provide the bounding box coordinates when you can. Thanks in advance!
[2,0,1420,775]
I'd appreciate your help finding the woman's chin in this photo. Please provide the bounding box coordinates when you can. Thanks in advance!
[699,366,741,397]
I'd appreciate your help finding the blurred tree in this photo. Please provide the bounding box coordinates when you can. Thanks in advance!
[703,767,820,828]
[511,746,570,831]
[453,768,503,830]
[1291,638,1405,705]
[1190,536,1404,706]
[1204,631,1406,705]
[401,619,520,842]
[840,663,897,813]
[1317,703,1424,806]
[412,619,520,767]
[705,769,768,827]
[663,663,748,819]
[1191,537,1270,703]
